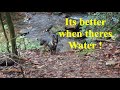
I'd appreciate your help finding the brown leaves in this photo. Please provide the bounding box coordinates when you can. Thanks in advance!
[0,41,120,78]
[1,68,22,73]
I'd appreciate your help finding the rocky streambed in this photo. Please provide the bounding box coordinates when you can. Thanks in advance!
[15,12,88,52]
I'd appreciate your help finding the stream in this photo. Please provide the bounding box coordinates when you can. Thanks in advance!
[15,12,88,52]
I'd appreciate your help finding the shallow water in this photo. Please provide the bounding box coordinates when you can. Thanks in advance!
[1,12,88,52]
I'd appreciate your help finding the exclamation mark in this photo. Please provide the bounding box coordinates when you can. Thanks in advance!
[99,42,102,49]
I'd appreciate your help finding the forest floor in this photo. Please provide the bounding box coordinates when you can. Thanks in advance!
[0,12,120,78]
[0,42,120,78]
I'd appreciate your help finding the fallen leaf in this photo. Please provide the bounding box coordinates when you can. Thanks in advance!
[106,60,116,66]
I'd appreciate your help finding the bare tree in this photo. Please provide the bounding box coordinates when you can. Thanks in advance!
[5,12,18,55]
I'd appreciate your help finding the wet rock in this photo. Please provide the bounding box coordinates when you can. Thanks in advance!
[65,22,82,32]
[19,29,30,36]
[56,38,74,52]
[50,25,65,33]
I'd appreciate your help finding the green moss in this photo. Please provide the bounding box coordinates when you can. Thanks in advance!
[50,25,65,33]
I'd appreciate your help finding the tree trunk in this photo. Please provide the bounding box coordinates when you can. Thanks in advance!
[0,13,10,53]
[5,12,18,55]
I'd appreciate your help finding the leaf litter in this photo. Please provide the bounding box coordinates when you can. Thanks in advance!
[0,42,120,78]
